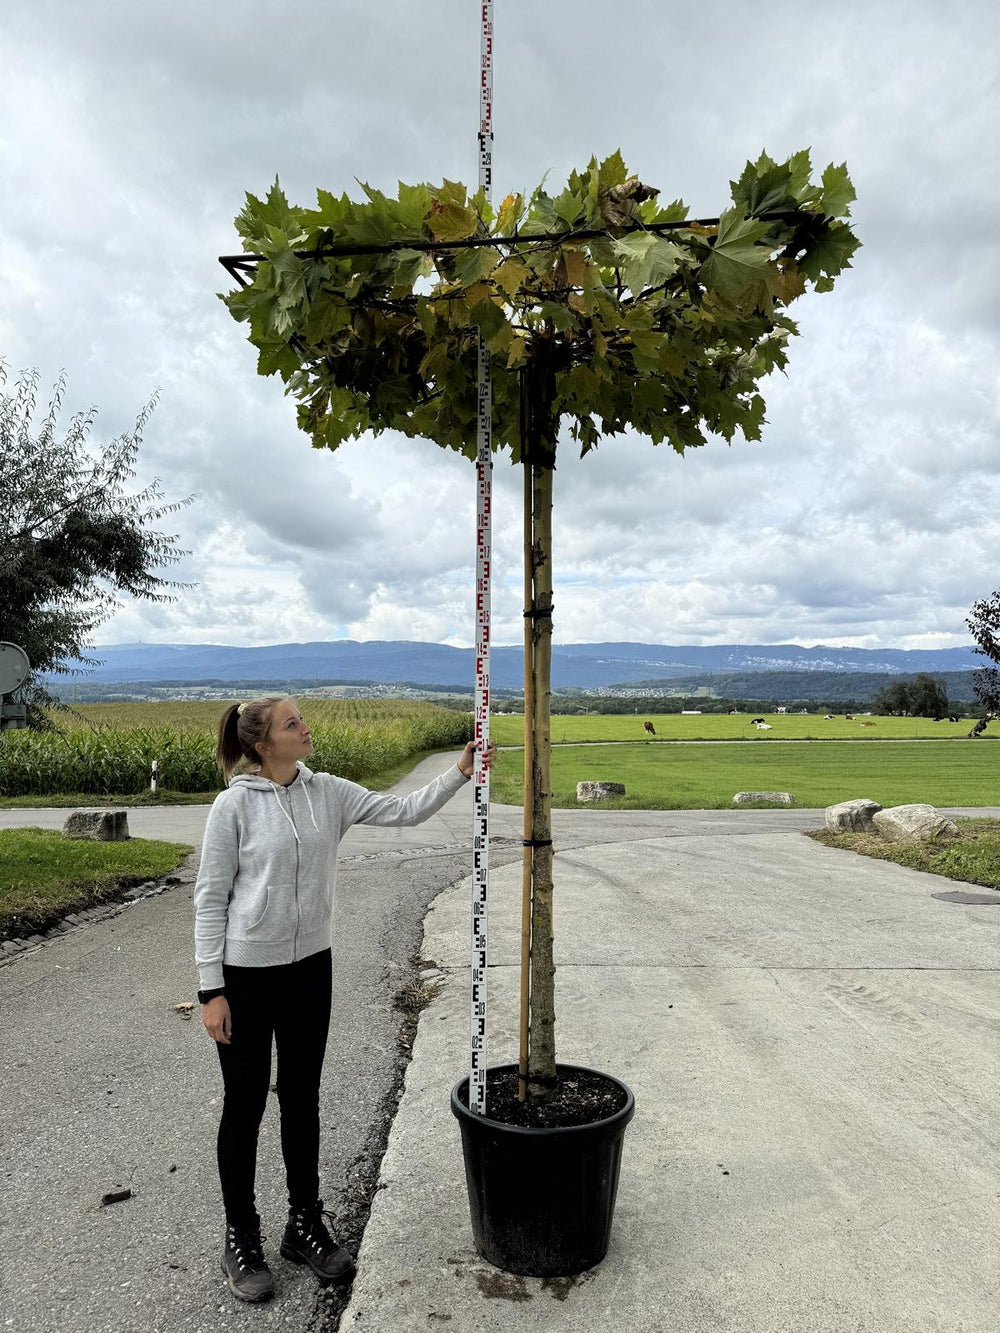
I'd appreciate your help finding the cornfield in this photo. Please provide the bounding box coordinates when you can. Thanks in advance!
[0,701,473,797]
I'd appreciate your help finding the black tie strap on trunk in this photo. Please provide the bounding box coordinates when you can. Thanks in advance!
[522,1071,560,1088]
[522,838,553,848]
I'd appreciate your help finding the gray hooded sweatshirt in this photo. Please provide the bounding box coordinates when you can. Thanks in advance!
[194,759,468,991]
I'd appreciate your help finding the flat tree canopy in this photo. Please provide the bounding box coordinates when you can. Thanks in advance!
[221,149,860,464]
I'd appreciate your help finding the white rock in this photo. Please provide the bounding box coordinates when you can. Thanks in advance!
[576,781,626,802]
[871,804,959,844]
[825,798,882,832]
[733,791,795,805]
[62,809,130,841]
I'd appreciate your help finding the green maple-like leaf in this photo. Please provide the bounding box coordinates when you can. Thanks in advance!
[798,221,861,280]
[611,234,681,296]
[699,209,776,307]
[395,180,432,231]
[388,249,433,290]
[731,156,795,216]
[236,178,303,246]
[597,150,628,188]
[819,162,856,219]
[496,192,525,233]
[452,245,500,287]
[428,181,480,241]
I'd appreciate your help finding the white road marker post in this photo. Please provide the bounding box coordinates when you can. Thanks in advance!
[470,0,494,1119]
[150,758,157,795]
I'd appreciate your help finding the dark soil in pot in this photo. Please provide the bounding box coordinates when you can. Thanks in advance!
[455,1064,627,1127]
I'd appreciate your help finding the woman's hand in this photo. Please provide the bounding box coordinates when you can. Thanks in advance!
[458,740,497,779]
[203,995,232,1045]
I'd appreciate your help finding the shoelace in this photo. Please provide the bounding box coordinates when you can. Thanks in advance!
[228,1226,267,1273]
[292,1202,338,1256]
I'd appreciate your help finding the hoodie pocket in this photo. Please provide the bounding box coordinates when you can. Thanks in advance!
[230,883,296,943]
[297,883,331,938]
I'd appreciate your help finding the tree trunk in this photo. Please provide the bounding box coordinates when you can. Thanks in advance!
[527,455,556,1093]
[520,353,559,1097]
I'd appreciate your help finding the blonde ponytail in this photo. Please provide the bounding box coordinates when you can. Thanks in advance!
[214,696,286,783]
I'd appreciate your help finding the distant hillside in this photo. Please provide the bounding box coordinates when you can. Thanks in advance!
[608,669,982,704]
[46,639,982,691]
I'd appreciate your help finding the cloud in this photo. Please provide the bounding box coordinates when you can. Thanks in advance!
[1,0,997,655]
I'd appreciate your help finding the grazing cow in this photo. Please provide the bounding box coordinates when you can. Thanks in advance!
[644,721,656,736]
[845,714,854,721]
[949,714,960,723]
[823,714,834,720]
[750,717,766,725]
[752,721,773,730]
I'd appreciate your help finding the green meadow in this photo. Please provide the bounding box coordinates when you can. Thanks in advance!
[490,711,995,746]
[488,736,999,809]
[0,829,194,937]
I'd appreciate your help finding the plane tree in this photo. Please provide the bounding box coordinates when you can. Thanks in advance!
[220,148,860,1096]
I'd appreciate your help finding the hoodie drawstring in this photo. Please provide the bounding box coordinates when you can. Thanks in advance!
[271,785,300,842]
[267,778,320,839]
[301,782,320,834]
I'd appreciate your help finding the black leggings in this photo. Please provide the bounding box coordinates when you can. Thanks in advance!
[215,948,332,1228]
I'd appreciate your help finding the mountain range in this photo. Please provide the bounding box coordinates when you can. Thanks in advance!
[52,640,983,691]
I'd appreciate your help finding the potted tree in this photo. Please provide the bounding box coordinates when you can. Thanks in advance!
[220,149,859,1275]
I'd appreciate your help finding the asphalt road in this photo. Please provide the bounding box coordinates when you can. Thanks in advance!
[0,754,525,1333]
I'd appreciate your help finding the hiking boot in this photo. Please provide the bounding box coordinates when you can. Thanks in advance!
[221,1216,275,1303]
[280,1199,355,1284]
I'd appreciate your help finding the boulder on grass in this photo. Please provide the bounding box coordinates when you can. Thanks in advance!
[825,798,882,833]
[871,804,958,844]
[62,809,130,842]
[576,782,625,803]
[733,791,795,805]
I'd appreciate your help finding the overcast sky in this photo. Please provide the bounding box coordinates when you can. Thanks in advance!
[2,0,997,652]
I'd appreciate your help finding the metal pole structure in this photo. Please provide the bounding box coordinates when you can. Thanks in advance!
[469,0,494,1118]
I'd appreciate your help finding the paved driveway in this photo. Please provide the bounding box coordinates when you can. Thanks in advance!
[2,778,998,1331]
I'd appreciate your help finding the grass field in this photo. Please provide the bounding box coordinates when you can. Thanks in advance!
[491,711,996,746]
[0,829,194,938]
[489,739,1000,809]
[5,703,996,809]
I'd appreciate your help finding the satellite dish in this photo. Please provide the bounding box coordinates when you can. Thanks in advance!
[0,643,30,696]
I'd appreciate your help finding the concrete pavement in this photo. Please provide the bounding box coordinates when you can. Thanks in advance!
[339,798,1000,1332]
[2,769,999,1331]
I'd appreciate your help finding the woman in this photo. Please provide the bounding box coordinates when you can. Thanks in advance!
[194,694,494,1304]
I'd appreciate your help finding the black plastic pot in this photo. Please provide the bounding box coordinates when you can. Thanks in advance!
[450,1063,635,1277]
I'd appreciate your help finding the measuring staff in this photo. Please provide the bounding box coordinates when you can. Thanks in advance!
[470,0,495,1121]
